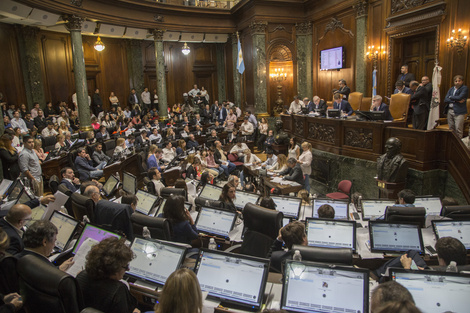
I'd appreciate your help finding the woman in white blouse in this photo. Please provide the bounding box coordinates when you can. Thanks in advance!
[162,141,177,163]
[268,154,288,173]
[288,137,300,160]
[298,142,313,194]
[258,117,268,150]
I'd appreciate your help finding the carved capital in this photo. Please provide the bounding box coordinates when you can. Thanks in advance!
[391,0,432,15]
[231,33,239,45]
[151,29,164,41]
[63,15,84,32]
[70,0,83,7]
[250,21,268,35]
[354,0,368,18]
[295,22,313,35]
[154,15,164,22]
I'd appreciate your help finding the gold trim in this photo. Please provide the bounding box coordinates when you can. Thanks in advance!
[80,126,93,132]
[256,113,270,118]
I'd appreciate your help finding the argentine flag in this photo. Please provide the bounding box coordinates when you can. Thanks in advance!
[372,69,377,97]
[237,38,245,74]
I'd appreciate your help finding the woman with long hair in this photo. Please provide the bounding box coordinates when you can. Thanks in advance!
[163,195,198,244]
[288,137,300,160]
[218,183,237,213]
[33,139,47,162]
[269,154,288,174]
[258,117,268,150]
[0,134,20,180]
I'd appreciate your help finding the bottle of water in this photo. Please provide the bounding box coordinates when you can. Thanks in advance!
[143,226,151,239]
[60,206,67,214]
[446,261,458,272]
[293,250,302,262]
[208,238,217,250]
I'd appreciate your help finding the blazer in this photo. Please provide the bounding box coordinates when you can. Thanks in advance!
[268,239,294,273]
[373,102,394,121]
[279,164,305,186]
[60,178,79,193]
[307,100,327,115]
[187,140,199,150]
[216,107,227,122]
[396,72,416,87]
[410,83,432,114]
[393,87,412,95]
[333,100,354,116]
[444,85,468,115]
[0,218,23,255]
[94,200,134,240]
[338,86,351,100]
[75,156,96,181]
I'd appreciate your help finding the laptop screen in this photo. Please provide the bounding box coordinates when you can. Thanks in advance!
[414,196,442,216]
[281,260,369,313]
[102,175,119,197]
[49,211,79,251]
[195,207,236,238]
[313,199,349,219]
[391,269,470,313]
[135,190,159,215]
[127,238,187,285]
[7,180,23,201]
[361,199,396,220]
[283,217,293,227]
[369,221,424,253]
[306,218,356,250]
[199,184,222,200]
[122,172,136,195]
[271,195,302,218]
[72,223,121,254]
[432,220,470,249]
[195,249,270,310]
[233,191,260,210]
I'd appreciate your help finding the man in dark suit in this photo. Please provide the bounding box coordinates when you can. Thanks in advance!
[216,103,227,123]
[134,131,149,150]
[268,221,308,272]
[92,88,103,117]
[396,65,416,88]
[335,79,351,100]
[201,104,212,124]
[308,96,327,116]
[128,88,139,108]
[410,76,432,130]
[279,158,305,186]
[393,80,412,95]
[0,204,32,255]
[60,167,80,193]
[33,109,47,132]
[444,75,468,138]
[187,134,199,150]
[95,126,110,142]
[75,148,105,180]
[332,93,354,116]
[371,95,393,121]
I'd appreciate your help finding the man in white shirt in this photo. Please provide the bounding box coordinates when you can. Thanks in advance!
[262,149,278,170]
[162,142,177,163]
[235,106,242,118]
[288,96,303,114]
[149,128,162,143]
[141,87,151,113]
[188,84,200,98]
[30,102,40,119]
[240,117,254,137]
[230,138,249,161]
[41,121,58,137]
[11,111,29,134]
[148,167,164,196]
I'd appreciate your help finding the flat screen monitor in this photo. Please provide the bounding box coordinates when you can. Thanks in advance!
[49,211,79,252]
[327,109,341,118]
[369,221,424,254]
[102,175,119,197]
[232,191,260,210]
[16,188,34,204]
[199,184,222,200]
[313,199,349,220]
[270,195,302,218]
[355,110,386,121]
[391,269,470,313]
[320,46,344,71]
[7,180,24,201]
[414,196,442,216]
[122,172,137,195]
[195,249,270,310]
[135,190,159,215]
[195,207,237,239]
[72,223,121,254]
[432,220,470,249]
[127,238,187,286]
[361,199,396,220]
[281,260,369,313]
[283,217,293,227]
[26,205,52,227]
[0,179,13,197]
[306,218,356,251]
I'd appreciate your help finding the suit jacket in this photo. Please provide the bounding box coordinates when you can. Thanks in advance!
[307,100,327,115]
[373,102,394,121]
[187,140,199,150]
[128,93,138,106]
[33,116,47,131]
[0,218,23,255]
[95,131,110,141]
[410,83,432,114]
[201,109,212,123]
[94,200,134,240]
[333,100,354,115]
[279,164,305,186]
[396,73,416,87]
[393,87,412,95]
[444,85,468,115]
[60,178,79,193]
[338,86,351,100]
[75,156,96,181]
[216,107,227,122]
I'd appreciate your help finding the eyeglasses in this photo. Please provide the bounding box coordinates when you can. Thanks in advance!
[122,264,130,271]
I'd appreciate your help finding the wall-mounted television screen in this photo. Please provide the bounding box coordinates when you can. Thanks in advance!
[320,46,344,70]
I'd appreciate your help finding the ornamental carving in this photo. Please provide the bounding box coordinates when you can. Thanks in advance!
[391,0,433,15]
[344,128,372,149]
[250,21,268,35]
[295,22,313,35]
[308,123,335,144]
[70,0,83,7]
[295,119,304,136]
[316,17,354,45]
[151,29,164,41]
[354,0,368,18]
[154,15,164,22]
[63,15,83,31]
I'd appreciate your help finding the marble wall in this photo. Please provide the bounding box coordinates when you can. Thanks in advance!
[216,43,226,102]
[296,31,313,100]
[252,34,267,115]
[126,40,145,98]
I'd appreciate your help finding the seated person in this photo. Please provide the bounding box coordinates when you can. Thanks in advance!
[206,148,225,178]
[370,281,417,313]
[148,167,164,196]
[185,156,198,180]
[134,131,149,150]
[240,117,254,137]
[218,183,238,213]
[162,195,198,245]
[186,134,199,150]
[206,129,219,147]
[214,141,236,177]
[149,128,162,143]
[240,148,261,187]
[175,139,187,155]
[54,134,66,151]
[92,142,111,166]
[229,138,249,161]
[208,120,224,133]
[332,92,353,116]
[393,80,412,95]
[15,220,73,272]
[95,126,110,141]
[180,125,190,139]
[192,124,203,137]
[268,154,288,174]
[162,142,177,163]
[268,221,308,272]
[259,197,276,210]
[370,95,393,121]
[317,204,335,219]
[228,128,239,144]
[278,158,305,186]
[308,96,327,116]
[76,237,140,313]
[262,149,278,170]
[60,167,80,193]
[264,130,275,150]
[75,147,105,180]
[0,204,32,255]
[394,189,415,207]
[200,172,214,187]
[41,121,58,137]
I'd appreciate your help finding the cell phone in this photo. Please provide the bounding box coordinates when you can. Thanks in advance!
[353,212,360,220]
[426,245,437,254]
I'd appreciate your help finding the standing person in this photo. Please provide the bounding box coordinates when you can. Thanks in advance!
[444,75,468,138]
[396,64,416,88]
[288,137,300,160]
[92,88,103,117]
[128,88,139,108]
[141,87,151,115]
[298,142,313,194]
[258,117,268,150]
[336,79,351,100]
[0,134,20,180]
[18,135,43,196]
[410,76,432,130]
[152,88,159,112]
[109,91,120,110]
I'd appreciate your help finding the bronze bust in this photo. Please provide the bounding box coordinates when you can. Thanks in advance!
[377,137,408,183]
[274,119,289,145]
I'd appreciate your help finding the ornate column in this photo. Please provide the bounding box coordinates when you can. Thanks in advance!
[216,43,226,102]
[354,0,368,94]
[16,26,46,108]
[231,33,241,107]
[152,30,168,118]
[295,22,313,100]
[126,39,145,100]
[250,21,268,116]
[64,15,91,131]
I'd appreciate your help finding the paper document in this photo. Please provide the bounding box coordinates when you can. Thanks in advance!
[270,177,283,183]
[66,238,98,277]
[47,191,70,213]
[0,179,13,196]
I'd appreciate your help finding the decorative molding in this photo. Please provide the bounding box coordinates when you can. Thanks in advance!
[250,21,268,35]
[308,123,335,144]
[316,17,354,45]
[344,128,373,149]
[385,3,445,30]
[154,15,164,22]
[269,44,293,62]
[295,119,304,136]
[295,22,313,35]
[231,32,239,45]
[353,0,368,18]
[151,29,164,41]
[63,15,83,32]
[270,24,292,34]
[70,0,83,7]
[391,0,434,15]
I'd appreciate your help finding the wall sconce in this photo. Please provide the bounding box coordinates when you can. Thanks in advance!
[182,42,190,55]
[94,36,105,52]
[270,68,287,82]
[447,29,467,56]
[366,45,386,69]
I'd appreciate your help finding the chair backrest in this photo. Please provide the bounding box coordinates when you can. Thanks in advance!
[103,139,116,157]
[243,203,283,240]
[385,206,426,228]
[348,92,363,112]
[291,245,353,265]
[49,175,60,194]
[58,185,74,216]
[0,253,18,295]
[360,97,372,111]
[78,132,89,139]
[130,213,172,241]
[389,93,411,120]
[138,151,148,174]
[43,136,58,153]
[17,255,83,313]
[71,193,95,222]
[160,187,186,199]
[337,180,352,194]
[94,201,134,240]
[143,177,156,195]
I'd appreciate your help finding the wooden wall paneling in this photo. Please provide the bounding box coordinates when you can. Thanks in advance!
[0,23,26,107]
[224,40,234,104]
[142,40,157,104]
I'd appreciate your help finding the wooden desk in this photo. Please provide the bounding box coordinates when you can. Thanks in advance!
[103,154,140,179]
[262,176,303,195]
[41,154,70,179]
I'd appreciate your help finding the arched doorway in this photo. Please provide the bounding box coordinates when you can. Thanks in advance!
[268,44,293,115]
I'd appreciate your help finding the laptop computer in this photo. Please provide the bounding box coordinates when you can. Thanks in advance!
[305,218,357,251]
[232,190,260,211]
[102,175,120,198]
[198,184,223,200]
[135,190,160,216]
[71,223,121,254]
[269,195,302,219]
[361,199,396,220]
[195,206,237,240]
[414,196,443,216]
[313,198,349,220]
[369,221,424,254]
[432,220,470,249]
[49,211,79,253]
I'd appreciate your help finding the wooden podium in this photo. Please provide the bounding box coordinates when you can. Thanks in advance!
[376,179,406,200]
[271,143,287,156]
